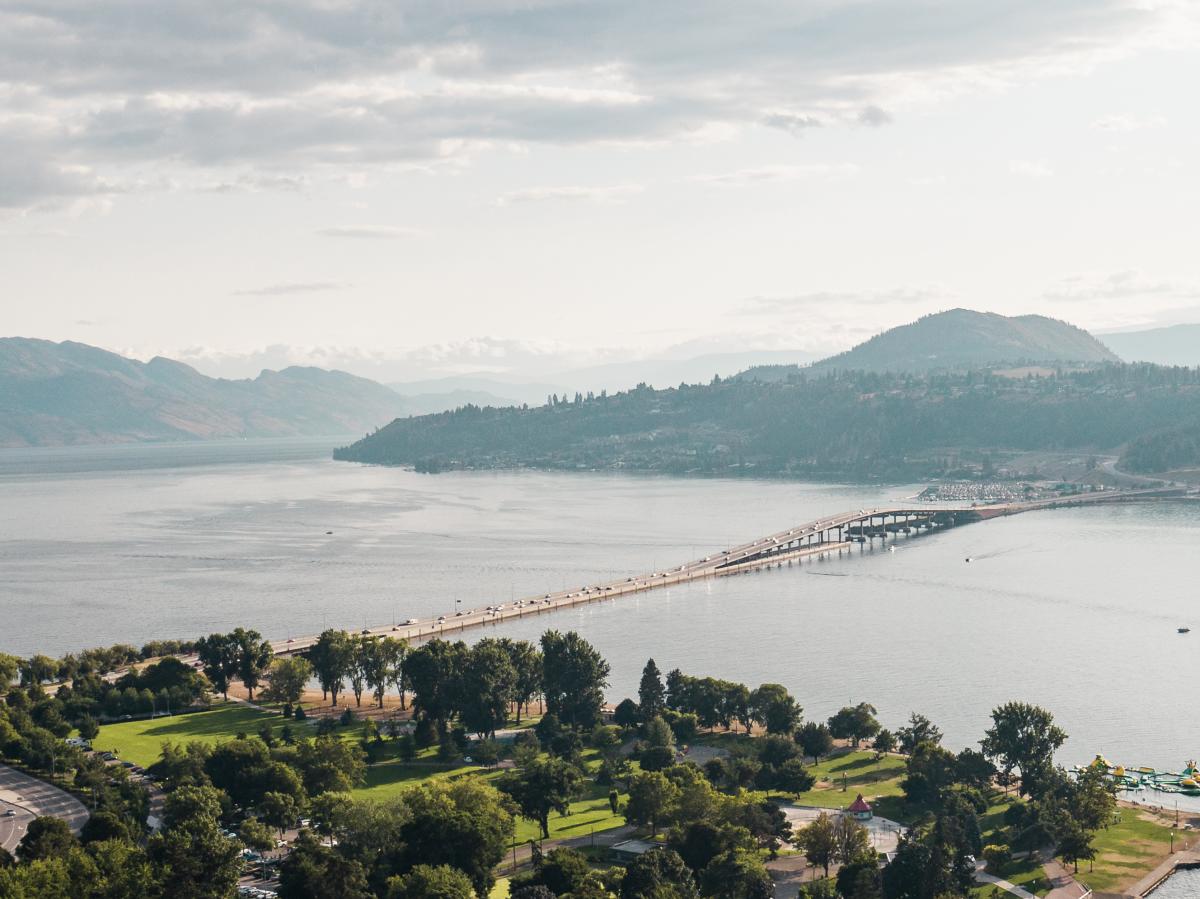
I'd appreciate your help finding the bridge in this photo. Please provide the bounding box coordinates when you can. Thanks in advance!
[271,486,1188,655]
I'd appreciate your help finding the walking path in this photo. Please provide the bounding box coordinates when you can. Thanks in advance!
[975,871,1040,898]
[0,763,90,854]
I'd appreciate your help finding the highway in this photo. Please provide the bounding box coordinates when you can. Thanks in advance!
[272,486,1188,655]
[0,764,89,855]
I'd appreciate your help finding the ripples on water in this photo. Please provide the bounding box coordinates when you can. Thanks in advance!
[1,438,1197,768]
[1149,867,1200,897]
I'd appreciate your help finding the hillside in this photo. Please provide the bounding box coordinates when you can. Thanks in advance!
[0,338,409,447]
[335,364,1200,480]
[743,310,1117,380]
[1101,324,1200,367]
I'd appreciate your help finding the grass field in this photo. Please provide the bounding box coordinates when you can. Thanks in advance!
[97,702,280,767]
[788,750,910,822]
[1074,804,1180,892]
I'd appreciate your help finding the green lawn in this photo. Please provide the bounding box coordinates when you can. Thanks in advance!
[788,750,910,821]
[97,702,280,767]
[1075,805,1179,892]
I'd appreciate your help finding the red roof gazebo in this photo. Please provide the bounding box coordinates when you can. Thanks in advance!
[847,794,873,821]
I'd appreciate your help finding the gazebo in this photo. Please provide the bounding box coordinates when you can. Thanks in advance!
[847,794,873,821]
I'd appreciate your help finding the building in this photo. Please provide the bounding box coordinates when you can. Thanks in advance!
[848,794,873,821]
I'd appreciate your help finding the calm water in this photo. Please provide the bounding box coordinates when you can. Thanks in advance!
[2,439,1197,770]
[1150,868,1200,897]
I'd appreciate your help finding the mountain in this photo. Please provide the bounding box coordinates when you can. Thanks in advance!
[0,338,409,447]
[1101,324,1200,367]
[742,310,1116,380]
[386,350,822,409]
[334,362,1200,480]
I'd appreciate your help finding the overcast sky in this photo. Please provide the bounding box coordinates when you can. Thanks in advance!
[3,0,1200,381]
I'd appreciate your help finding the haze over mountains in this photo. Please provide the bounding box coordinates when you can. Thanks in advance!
[0,338,407,447]
[3,311,1197,448]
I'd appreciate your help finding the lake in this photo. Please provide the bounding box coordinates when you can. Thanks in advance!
[2,438,1197,770]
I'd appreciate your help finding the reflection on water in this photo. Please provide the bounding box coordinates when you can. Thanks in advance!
[2,439,1198,769]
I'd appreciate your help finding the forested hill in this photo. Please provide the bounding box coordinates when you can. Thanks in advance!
[742,309,1117,381]
[334,365,1200,479]
[0,337,408,447]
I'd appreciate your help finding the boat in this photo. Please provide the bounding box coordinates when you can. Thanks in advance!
[1179,627,1191,634]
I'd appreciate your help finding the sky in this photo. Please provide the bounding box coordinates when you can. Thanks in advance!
[3,0,1200,382]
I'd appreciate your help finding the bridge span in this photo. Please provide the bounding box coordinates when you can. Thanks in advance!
[271,486,1187,655]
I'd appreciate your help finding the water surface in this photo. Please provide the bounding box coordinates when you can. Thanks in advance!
[2,439,1196,770]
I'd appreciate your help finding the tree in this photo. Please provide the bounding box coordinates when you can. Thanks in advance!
[498,757,583,839]
[386,638,411,710]
[540,631,610,729]
[620,848,698,899]
[873,728,896,756]
[260,790,301,838]
[264,656,313,706]
[796,722,834,764]
[794,812,837,877]
[404,640,469,728]
[307,630,354,706]
[625,771,681,836]
[700,849,773,899]
[504,640,543,723]
[896,713,943,755]
[74,713,101,743]
[240,817,276,855]
[638,659,666,722]
[981,702,1067,798]
[614,698,640,728]
[149,787,244,899]
[749,683,802,735]
[836,855,883,899]
[0,653,19,692]
[386,864,476,899]
[278,830,371,899]
[360,637,404,709]
[80,810,132,845]
[828,703,880,747]
[669,820,754,875]
[520,846,592,896]
[232,628,273,700]
[17,816,77,862]
[774,758,817,794]
[294,734,367,794]
[460,639,517,738]
[195,633,239,701]
[397,780,513,897]
[833,815,872,868]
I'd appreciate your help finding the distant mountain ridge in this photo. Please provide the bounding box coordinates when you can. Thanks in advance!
[0,338,409,447]
[1101,324,1200,368]
[742,309,1117,380]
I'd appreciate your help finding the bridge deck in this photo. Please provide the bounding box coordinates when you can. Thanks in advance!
[270,486,1185,654]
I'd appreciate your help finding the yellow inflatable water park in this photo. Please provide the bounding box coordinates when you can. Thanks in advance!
[1073,756,1200,796]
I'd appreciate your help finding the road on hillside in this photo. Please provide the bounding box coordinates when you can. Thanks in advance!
[0,764,90,855]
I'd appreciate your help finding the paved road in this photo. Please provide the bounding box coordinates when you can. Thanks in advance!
[0,764,90,855]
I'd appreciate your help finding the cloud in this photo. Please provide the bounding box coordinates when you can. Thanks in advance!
[761,112,823,135]
[1043,270,1198,302]
[740,288,952,317]
[1091,114,1167,132]
[315,225,419,239]
[202,173,307,193]
[0,0,1188,211]
[1009,159,1053,178]
[232,281,349,297]
[494,184,643,206]
[857,105,893,127]
[689,164,859,186]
